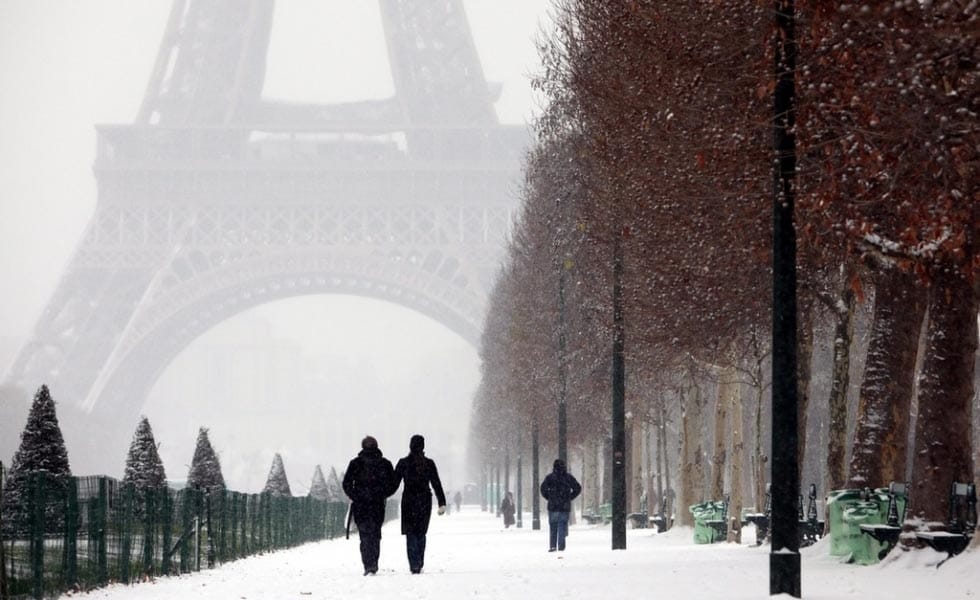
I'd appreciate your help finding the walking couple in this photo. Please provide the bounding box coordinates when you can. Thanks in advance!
[343,434,447,575]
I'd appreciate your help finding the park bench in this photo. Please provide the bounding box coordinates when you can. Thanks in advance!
[649,510,671,533]
[582,502,612,525]
[799,483,825,547]
[915,481,976,566]
[585,503,669,529]
[627,510,649,528]
[741,483,825,547]
[858,481,907,560]
[743,483,771,545]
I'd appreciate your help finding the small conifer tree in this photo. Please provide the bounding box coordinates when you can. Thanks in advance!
[1,385,72,533]
[122,417,167,514]
[325,466,344,502]
[123,417,167,489]
[262,453,291,497]
[308,465,329,500]
[187,427,225,491]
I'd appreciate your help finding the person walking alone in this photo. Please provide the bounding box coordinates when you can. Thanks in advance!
[540,458,581,552]
[343,436,397,575]
[392,434,447,574]
[500,491,516,528]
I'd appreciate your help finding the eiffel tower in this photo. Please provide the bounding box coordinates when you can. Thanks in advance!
[4,0,526,469]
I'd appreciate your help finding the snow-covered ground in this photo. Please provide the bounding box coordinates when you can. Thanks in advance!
[75,506,979,600]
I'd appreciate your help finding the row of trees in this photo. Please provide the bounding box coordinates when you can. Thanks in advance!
[472,0,977,539]
[1,385,346,531]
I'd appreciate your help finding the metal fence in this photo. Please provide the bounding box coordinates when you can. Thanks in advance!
[1,464,348,599]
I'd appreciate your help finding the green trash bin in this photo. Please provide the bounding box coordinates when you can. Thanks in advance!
[827,488,867,557]
[841,500,884,564]
[827,487,907,565]
[690,501,726,544]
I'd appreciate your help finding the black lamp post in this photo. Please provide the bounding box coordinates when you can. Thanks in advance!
[770,0,801,596]
[611,228,627,550]
[532,418,541,530]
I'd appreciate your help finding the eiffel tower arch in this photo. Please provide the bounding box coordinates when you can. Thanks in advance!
[4,0,526,466]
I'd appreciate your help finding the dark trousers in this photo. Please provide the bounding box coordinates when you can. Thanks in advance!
[357,519,382,571]
[406,532,427,572]
[548,511,570,550]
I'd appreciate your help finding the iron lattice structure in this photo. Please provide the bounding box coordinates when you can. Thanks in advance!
[5,0,526,460]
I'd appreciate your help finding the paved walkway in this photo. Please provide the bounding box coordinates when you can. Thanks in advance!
[78,506,979,600]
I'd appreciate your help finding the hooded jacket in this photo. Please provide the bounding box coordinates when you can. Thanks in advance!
[393,435,447,535]
[540,459,582,513]
[343,446,396,525]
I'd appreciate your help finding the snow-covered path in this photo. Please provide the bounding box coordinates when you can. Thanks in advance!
[77,506,978,600]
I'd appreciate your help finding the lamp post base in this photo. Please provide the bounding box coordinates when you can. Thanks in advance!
[770,552,801,597]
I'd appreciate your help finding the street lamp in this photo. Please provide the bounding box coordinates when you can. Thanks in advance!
[532,416,541,530]
[770,0,801,596]
[611,227,627,550]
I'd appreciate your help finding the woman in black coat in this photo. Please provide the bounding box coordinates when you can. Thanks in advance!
[393,434,447,574]
[500,491,516,528]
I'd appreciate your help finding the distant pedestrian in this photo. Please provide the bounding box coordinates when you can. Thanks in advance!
[343,436,397,575]
[540,459,581,552]
[500,491,516,528]
[392,434,447,574]
[454,490,463,513]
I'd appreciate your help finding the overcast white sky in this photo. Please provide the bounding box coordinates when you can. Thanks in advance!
[0,0,553,490]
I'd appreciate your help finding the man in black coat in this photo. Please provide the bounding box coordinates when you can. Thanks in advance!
[540,458,581,552]
[392,434,447,574]
[343,435,397,575]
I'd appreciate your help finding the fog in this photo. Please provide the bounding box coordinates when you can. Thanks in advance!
[0,0,551,493]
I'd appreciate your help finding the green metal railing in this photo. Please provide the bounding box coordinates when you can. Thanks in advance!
[0,465,347,599]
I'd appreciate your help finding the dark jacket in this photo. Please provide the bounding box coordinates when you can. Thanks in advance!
[343,447,396,526]
[540,460,581,513]
[393,450,447,535]
[500,494,516,526]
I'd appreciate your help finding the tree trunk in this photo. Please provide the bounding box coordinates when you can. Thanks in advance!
[726,365,744,543]
[848,268,926,488]
[974,345,980,547]
[752,356,768,512]
[679,382,706,526]
[825,278,856,493]
[646,416,655,517]
[710,378,728,501]
[797,305,814,481]
[0,460,6,599]
[624,420,631,515]
[654,415,663,514]
[660,400,672,525]
[601,437,613,504]
[678,387,692,527]
[630,419,644,515]
[586,438,601,514]
[909,269,977,523]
